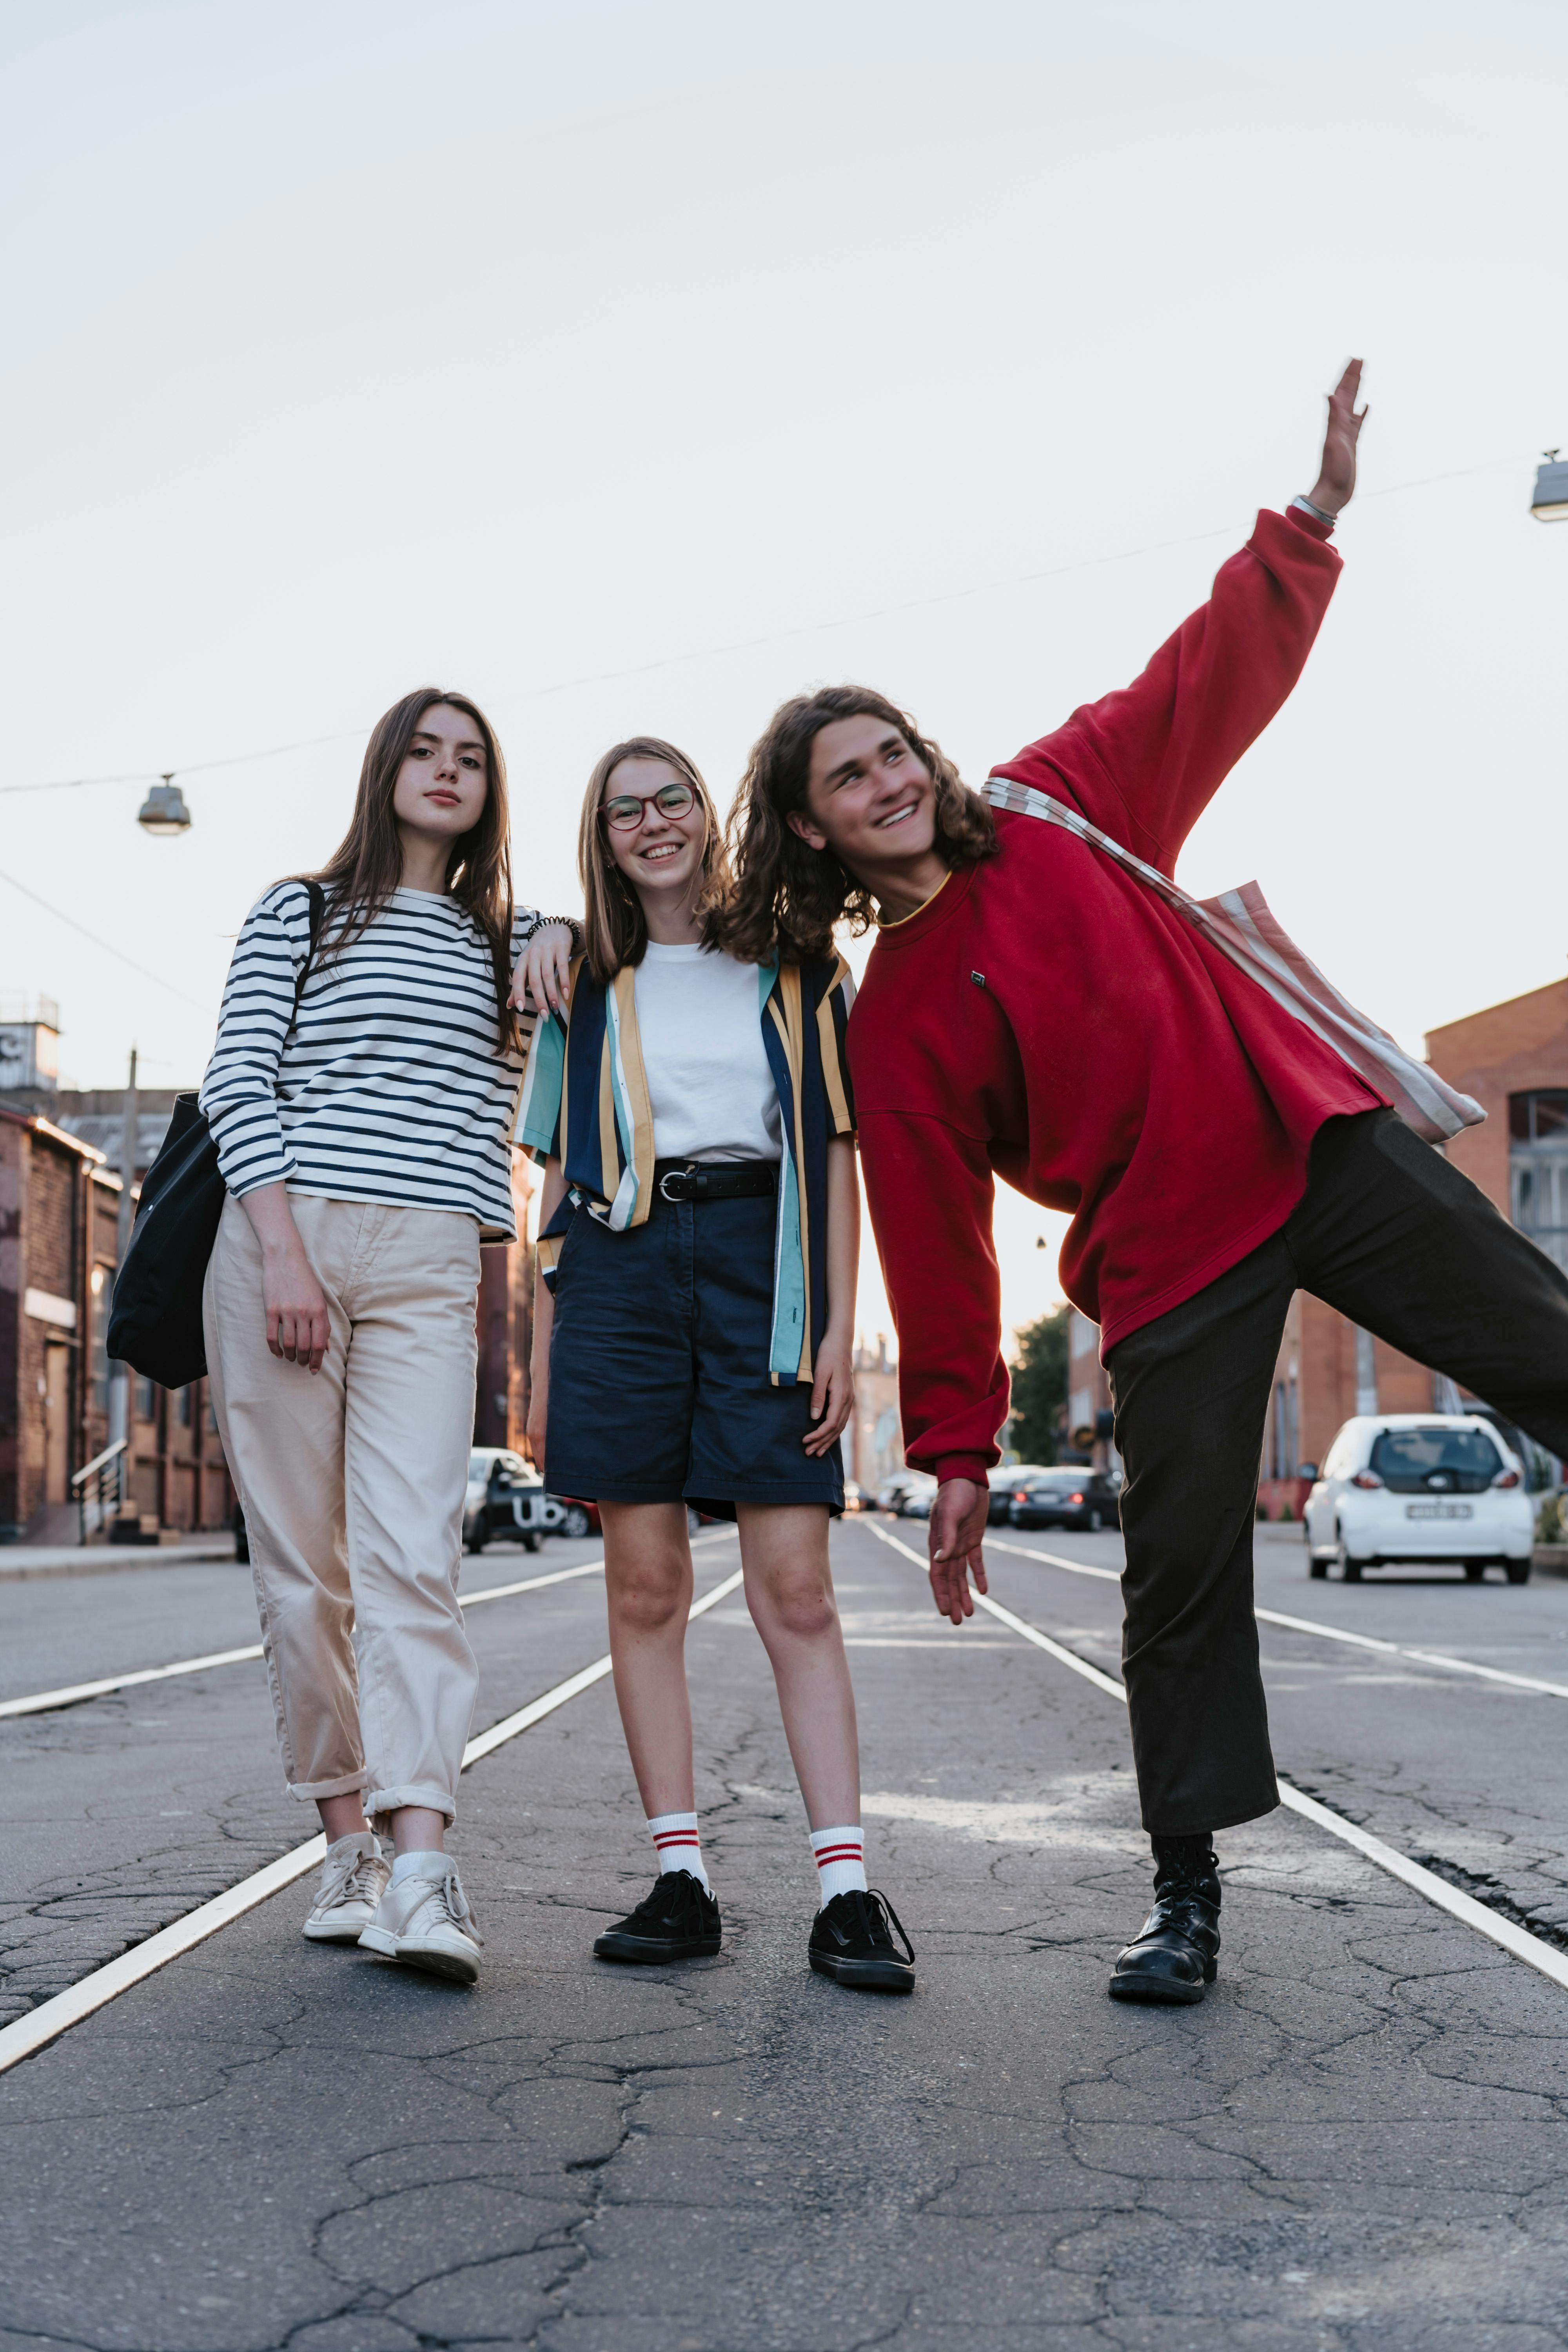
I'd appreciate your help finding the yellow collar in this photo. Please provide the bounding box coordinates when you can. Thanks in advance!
[875,870,950,930]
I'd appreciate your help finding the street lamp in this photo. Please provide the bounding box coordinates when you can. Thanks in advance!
[136,773,192,834]
[1531,450,1568,522]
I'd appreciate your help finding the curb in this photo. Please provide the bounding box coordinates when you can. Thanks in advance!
[0,1542,239,1584]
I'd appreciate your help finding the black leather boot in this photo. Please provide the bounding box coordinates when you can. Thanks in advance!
[1108,1833,1221,2004]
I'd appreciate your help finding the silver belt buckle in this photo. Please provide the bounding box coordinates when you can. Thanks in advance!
[659,1166,691,1202]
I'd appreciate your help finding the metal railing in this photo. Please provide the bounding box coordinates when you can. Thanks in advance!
[71,1439,127,1546]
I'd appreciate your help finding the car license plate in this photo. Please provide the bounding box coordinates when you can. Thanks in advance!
[1405,1501,1472,1519]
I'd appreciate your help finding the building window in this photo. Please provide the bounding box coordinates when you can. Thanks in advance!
[1510,1091,1568,1274]
[135,1376,157,1421]
[177,1386,193,1427]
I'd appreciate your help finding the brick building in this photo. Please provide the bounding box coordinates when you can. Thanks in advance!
[4,1036,238,1541]
[0,1106,121,1540]
[474,1158,539,1453]
[848,1335,903,1497]
[1254,974,1568,1517]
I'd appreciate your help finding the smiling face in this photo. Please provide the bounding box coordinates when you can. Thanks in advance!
[601,754,709,906]
[790,713,938,871]
[391,702,490,853]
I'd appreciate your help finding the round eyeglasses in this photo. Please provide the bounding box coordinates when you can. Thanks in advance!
[601,779,696,831]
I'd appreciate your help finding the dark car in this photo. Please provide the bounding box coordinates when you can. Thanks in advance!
[1008,1467,1123,1532]
[550,1496,601,1539]
[464,1448,554,1553]
[987,1464,1051,1524]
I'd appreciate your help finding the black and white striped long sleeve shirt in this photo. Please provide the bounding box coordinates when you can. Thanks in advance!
[198,883,570,1241]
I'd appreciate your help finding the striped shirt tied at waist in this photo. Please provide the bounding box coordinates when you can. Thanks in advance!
[982,777,1483,1145]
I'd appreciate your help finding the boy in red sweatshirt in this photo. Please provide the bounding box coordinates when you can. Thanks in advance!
[724,365,1568,2003]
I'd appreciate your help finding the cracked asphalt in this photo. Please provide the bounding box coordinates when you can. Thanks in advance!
[3,1517,1568,2349]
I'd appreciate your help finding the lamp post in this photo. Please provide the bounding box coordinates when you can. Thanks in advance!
[107,1045,138,1450]
[1531,450,1568,522]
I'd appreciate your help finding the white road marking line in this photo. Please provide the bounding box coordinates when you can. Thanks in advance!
[988,1535,1568,1701]
[864,1521,1568,1994]
[0,1559,744,2076]
[842,1637,1012,1648]
[0,1531,738,1722]
[0,1645,270,1720]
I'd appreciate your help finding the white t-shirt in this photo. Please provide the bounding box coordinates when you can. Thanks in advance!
[633,942,783,1163]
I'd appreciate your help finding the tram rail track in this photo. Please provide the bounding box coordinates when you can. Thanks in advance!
[0,1541,743,2076]
[864,1518,1568,1996]
[7,1509,1565,2080]
[0,1533,735,1722]
[985,1533,1568,1699]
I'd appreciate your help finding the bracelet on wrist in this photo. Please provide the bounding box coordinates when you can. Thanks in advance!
[1291,492,1338,526]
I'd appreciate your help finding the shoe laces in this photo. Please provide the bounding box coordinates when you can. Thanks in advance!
[828,1888,915,1963]
[318,1841,383,1910]
[628,1869,710,1928]
[411,1862,482,1945]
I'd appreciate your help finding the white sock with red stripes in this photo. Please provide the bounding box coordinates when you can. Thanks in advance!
[811,1824,867,1903]
[647,1810,709,1891]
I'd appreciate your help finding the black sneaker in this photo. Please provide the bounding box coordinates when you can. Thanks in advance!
[808,1889,915,1994]
[593,1870,722,1964]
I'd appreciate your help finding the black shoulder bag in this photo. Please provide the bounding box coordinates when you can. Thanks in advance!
[107,883,326,1389]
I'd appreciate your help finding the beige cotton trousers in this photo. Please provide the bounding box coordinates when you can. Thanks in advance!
[203,1192,481,1824]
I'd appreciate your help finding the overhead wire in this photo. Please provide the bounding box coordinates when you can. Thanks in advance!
[0,867,206,1007]
[0,459,1521,1003]
[0,461,1511,798]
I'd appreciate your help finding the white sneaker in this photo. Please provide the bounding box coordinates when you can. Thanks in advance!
[358,1858,483,1985]
[303,1832,390,1944]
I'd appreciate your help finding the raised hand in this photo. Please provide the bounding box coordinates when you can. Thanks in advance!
[1306,359,1368,518]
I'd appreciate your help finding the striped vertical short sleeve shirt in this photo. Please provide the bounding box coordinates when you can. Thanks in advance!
[198,882,571,1242]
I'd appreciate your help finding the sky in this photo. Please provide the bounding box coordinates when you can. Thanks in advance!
[2,0,1565,1351]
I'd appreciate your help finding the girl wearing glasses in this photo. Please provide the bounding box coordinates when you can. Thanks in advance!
[521,737,914,1993]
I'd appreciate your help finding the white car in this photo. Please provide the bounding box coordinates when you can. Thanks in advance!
[1303,1415,1534,1584]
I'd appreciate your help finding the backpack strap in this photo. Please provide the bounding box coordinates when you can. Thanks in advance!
[288,880,327,1037]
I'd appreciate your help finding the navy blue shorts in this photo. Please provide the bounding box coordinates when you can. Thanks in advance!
[543,1190,843,1518]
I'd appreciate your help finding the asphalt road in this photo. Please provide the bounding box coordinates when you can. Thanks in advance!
[3,1516,1568,2349]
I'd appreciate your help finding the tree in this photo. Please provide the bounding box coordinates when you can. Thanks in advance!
[1008,1305,1069,1466]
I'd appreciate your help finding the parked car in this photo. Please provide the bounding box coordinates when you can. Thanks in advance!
[550,1496,601,1539]
[841,1480,866,1512]
[1303,1414,1534,1583]
[464,1449,556,1553]
[895,1473,940,1520]
[987,1463,1051,1524]
[876,1473,920,1513]
[1007,1467,1123,1532]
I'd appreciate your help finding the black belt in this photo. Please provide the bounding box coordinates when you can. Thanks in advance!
[654,1159,778,1203]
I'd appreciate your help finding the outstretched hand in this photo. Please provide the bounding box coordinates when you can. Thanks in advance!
[928,1477,990,1625]
[1306,358,1368,518]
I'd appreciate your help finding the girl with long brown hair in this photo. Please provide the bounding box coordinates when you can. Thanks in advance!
[519,735,915,1993]
[199,688,573,1985]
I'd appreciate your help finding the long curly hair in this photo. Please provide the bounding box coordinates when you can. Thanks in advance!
[723,684,998,965]
[304,686,517,1051]
[577,737,733,984]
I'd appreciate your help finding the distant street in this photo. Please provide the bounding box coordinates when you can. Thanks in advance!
[4,1517,1568,2347]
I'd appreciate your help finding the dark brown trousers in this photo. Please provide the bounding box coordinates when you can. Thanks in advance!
[1106,1110,1568,1834]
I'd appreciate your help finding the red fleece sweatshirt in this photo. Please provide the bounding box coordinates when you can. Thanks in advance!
[850,506,1384,1486]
